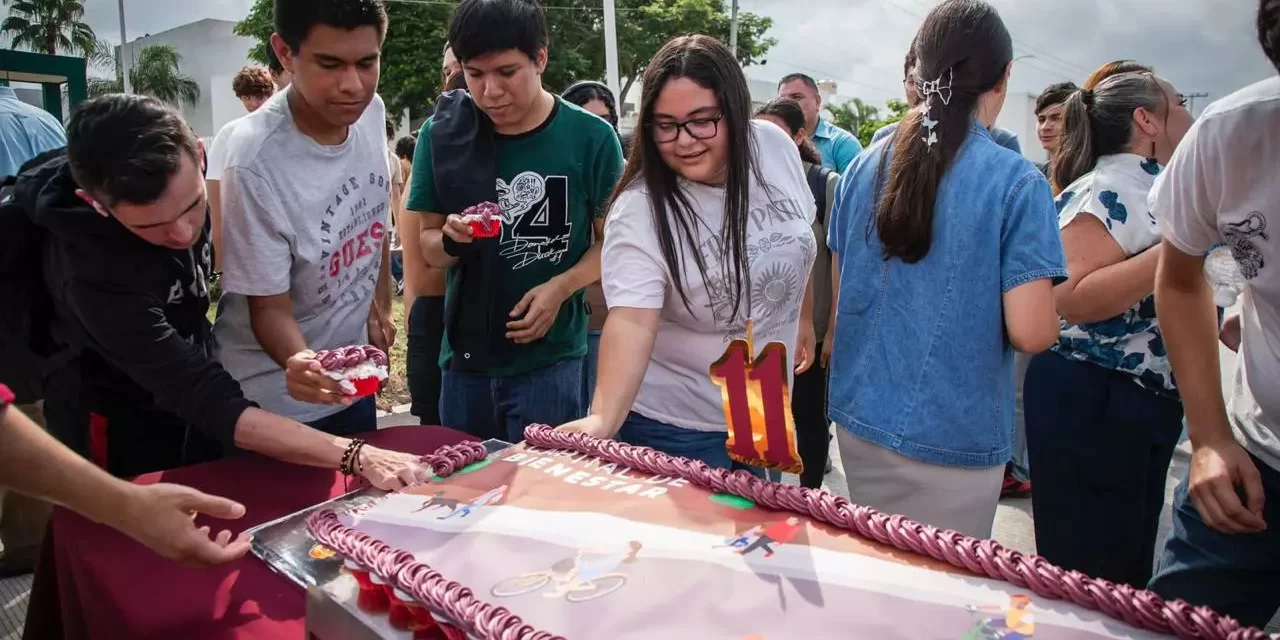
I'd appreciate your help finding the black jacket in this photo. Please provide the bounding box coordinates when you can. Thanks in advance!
[430,90,504,373]
[14,152,253,450]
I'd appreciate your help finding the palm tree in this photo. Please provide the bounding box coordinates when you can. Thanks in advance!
[1,0,96,56]
[128,45,200,108]
[85,36,124,98]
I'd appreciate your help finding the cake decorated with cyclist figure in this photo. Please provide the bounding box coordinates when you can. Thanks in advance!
[306,425,1269,640]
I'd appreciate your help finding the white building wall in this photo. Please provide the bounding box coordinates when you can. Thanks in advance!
[996,91,1044,164]
[120,19,257,138]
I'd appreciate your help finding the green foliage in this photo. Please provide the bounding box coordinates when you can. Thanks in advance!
[612,0,775,104]
[1,0,95,56]
[826,98,911,147]
[128,45,201,107]
[824,98,878,143]
[859,99,910,146]
[234,0,775,119]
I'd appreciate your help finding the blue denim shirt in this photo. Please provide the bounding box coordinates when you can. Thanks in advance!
[811,118,863,173]
[827,121,1067,468]
[871,120,1022,155]
[0,86,66,177]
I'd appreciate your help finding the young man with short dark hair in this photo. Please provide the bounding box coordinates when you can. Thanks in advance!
[216,0,397,435]
[777,73,862,172]
[1147,0,1280,623]
[407,0,624,443]
[1034,81,1077,177]
[7,94,424,484]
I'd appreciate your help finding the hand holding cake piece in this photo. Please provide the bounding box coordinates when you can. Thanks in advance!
[312,344,390,398]
[460,201,502,239]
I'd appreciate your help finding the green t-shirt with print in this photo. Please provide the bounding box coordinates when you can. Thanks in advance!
[407,98,624,377]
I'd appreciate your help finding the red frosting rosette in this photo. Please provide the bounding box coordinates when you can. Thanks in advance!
[313,344,389,398]
[461,201,502,239]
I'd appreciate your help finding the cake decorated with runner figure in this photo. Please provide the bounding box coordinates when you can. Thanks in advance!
[306,426,1270,640]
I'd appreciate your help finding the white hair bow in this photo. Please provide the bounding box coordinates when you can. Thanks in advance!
[917,68,953,150]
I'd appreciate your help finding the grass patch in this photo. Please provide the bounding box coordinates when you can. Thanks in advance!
[207,292,413,414]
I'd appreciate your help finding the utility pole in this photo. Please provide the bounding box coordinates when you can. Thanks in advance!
[603,0,620,101]
[118,0,130,93]
[732,0,742,60]
[1183,92,1209,116]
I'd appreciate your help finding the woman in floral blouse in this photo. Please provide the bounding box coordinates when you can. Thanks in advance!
[1024,70,1192,588]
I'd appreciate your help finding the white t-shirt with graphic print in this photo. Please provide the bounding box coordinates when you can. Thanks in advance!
[214,89,392,422]
[603,120,817,432]
[1053,153,1173,393]
[1155,77,1280,472]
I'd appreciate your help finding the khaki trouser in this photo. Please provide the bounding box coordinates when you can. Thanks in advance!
[0,402,54,559]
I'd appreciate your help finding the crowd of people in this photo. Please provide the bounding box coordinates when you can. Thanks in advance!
[0,0,1277,629]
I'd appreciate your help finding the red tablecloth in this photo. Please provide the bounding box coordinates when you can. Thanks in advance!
[23,425,474,640]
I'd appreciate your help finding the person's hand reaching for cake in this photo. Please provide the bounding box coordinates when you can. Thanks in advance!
[357,446,432,490]
[107,483,253,569]
[285,350,352,406]
[508,279,571,344]
[555,414,616,440]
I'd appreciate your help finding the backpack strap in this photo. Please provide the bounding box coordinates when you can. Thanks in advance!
[806,164,834,225]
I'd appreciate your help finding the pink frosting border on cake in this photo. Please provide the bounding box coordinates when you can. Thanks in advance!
[305,426,1271,640]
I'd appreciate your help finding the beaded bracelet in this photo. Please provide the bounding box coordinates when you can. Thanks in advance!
[339,438,367,477]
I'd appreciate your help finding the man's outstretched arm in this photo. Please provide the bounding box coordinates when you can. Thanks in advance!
[0,386,251,568]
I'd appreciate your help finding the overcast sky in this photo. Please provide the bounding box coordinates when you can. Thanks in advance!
[75,0,1271,114]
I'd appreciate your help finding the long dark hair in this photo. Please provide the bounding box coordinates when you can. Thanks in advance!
[876,0,1012,263]
[1263,0,1280,71]
[607,34,763,320]
[1051,71,1167,190]
[754,98,822,165]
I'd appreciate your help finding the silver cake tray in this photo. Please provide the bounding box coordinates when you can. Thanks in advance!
[248,438,513,639]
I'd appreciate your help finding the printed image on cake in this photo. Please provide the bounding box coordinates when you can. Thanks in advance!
[314,344,388,398]
[307,427,1268,640]
[461,202,502,239]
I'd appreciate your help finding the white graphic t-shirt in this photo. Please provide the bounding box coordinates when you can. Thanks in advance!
[603,120,817,432]
[1155,77,1280,472]
[214,89,392,422]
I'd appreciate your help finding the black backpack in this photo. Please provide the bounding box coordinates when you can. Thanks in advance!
[806,164,834,225]
[0,149,71,404]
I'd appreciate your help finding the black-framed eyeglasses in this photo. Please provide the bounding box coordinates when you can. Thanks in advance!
[650,114,723,143]
[1175,93,1189,108]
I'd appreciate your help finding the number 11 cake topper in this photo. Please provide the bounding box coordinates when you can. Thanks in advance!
[710,316,803,474]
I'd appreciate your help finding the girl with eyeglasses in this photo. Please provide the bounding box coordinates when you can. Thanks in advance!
[1025,70,1193,588]
[556,35,819,473]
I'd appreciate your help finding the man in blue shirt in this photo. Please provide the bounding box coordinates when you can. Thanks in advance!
[778,73,862,172]
[0,85,66,177]
[0,83,65,576]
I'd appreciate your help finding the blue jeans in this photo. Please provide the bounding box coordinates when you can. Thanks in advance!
[440,357,585,443]
[583,330,602,406]
[1009,352,1031,482]
[306,396,377,437]
[390,249,404,282]
[1149,454,1280,628]
[617,411,766,478]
